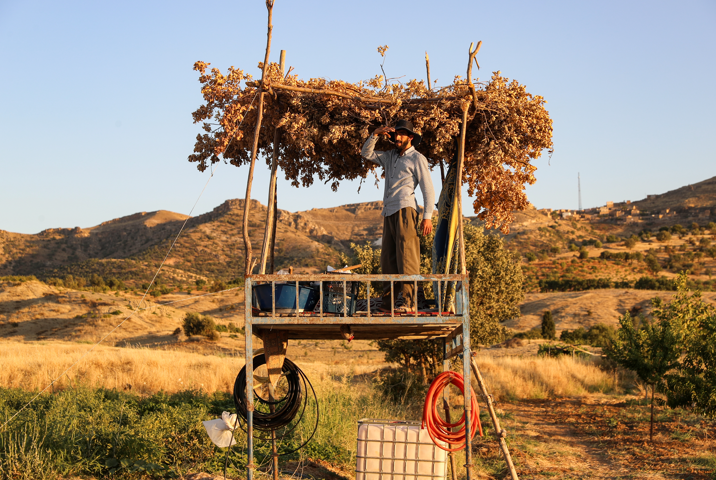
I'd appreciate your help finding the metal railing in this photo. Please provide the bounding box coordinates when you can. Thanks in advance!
[245,273,468,324]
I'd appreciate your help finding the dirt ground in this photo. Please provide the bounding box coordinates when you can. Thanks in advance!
[504,398,716,479]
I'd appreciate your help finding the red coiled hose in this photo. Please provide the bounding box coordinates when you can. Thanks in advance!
[422,371,483,452]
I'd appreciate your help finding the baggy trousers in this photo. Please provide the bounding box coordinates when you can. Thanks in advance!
[381,207,420,310]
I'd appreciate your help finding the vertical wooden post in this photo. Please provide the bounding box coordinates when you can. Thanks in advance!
[470,356,519,480]
[456,104,468,275]
[270,183,278,274]
[425,52,432,92]
[443,337,458,480]
[242,0,274,276]
[259,50,285,274]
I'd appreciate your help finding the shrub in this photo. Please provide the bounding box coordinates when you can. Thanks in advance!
[183,313,217,339]
[550,246,561,255]
[107,277,125,290]
[579,248,589,260]
[594,240,603,248]
[561,324,616,347]
[227,322,242,333]
[568,244,578,252]
[606,235,619,243]
[624,238,637,249]
[541,311,556,340]
[645,254,661,274]
[525,252,537,262]
[514,328,542,340]
[656,231,672,242]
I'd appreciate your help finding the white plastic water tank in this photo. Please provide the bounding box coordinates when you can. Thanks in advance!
[356,419,447,480]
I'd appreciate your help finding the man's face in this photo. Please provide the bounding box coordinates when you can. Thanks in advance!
[394,129,413,151]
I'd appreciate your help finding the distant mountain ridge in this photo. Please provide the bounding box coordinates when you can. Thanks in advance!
[633,175,716,212]
[1,174,715,285]
[0,199,385,284]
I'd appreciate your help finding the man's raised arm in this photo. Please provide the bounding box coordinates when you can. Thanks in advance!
[361,126,394,167]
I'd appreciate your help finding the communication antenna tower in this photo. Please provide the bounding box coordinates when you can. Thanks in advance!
[578,172,582,211]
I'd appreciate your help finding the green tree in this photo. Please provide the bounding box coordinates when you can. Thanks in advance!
[541,310,556,340]
[656,231,672,243]
[658,278,716,418]
[463,223,525,345]
[183,312,219,340]
[367,219,523,377]
[605,274,706,440]
[624,237,637,249]
[339,241,381,299]
[645,254,661,275]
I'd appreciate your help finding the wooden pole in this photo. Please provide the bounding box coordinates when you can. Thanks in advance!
[259,49,285,274]
[270,183,278,274]
[269,385,279,480]
[242,0,274,276]
[470,356,519,480]
[466,41,482,111]
[425,52,432,92]
[456,104,468,275]
[442,397,458,480]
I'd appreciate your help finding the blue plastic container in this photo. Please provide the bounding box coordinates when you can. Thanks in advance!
[252,283,320,312]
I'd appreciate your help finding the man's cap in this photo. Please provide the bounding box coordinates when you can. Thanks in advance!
[392,119,422,147]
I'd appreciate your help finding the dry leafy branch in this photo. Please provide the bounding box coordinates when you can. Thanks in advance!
[189,57,553,233]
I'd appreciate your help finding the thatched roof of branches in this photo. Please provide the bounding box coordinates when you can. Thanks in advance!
[189,53,553,232]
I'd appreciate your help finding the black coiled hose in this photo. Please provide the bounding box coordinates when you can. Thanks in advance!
[232,354,318,456]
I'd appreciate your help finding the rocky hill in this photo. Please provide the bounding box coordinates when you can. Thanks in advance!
[0,199,387,287]
[633,175,716,212]
[1,174,715,290]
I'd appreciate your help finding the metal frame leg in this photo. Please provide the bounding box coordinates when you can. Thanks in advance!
[245,278,255,480]
[461,280,472,479]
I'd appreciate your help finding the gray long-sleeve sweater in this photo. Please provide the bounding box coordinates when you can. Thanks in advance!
[361,135,435,220]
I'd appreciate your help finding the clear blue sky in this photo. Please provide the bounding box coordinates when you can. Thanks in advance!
[1,0,715,234]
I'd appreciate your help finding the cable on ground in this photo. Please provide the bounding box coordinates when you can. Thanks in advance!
[422,371,483,452]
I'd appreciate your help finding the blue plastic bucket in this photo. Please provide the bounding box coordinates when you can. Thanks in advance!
[252,283,320,312]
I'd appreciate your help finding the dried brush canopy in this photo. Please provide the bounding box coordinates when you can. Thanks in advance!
[189,61,553,232]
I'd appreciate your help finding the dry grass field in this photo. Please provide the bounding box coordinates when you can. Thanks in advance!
[2,337,714,479]
[0,340,614,400]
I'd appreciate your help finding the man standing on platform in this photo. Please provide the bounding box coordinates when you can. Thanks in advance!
[361,120,435,313]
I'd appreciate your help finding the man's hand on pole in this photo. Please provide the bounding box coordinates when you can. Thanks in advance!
[420,219,433,236]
